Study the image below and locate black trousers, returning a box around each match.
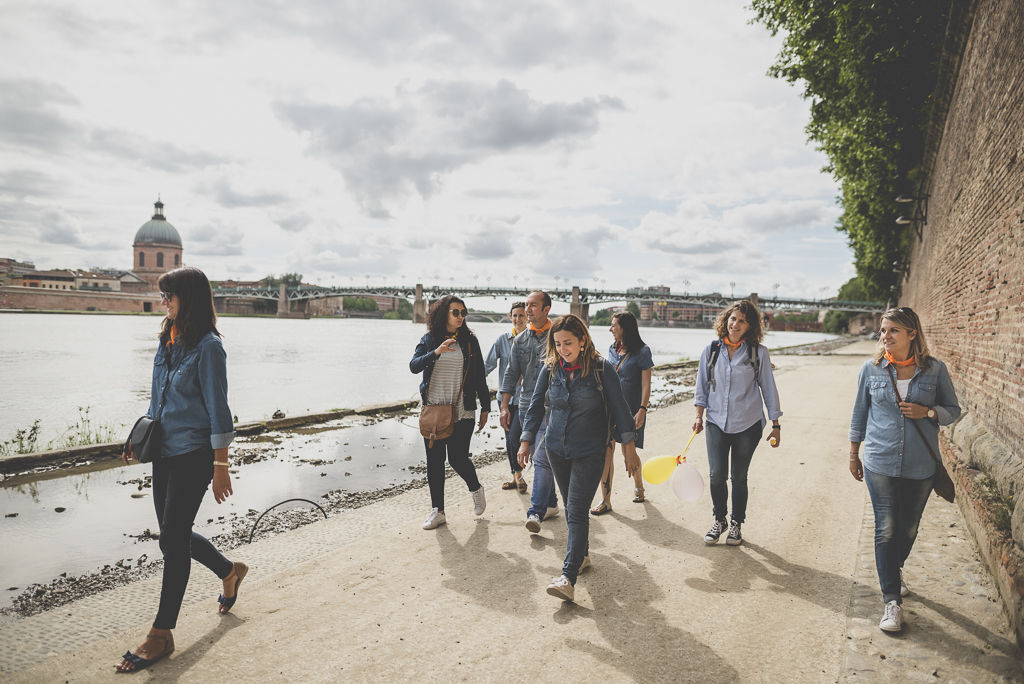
[151,447,234,630]
[424,418,481,511]
[505,404,523,474]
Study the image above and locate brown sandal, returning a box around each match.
[518,479,528,493]
[502,480,518,490]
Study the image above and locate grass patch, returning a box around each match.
[980,475,1016,534]
[0,407,125,456]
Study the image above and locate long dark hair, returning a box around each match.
[158,267,221,348]
[612,312,645,354]
[426,295,473,340]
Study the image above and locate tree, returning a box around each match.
[397,299,414,320]
[626,301,641,318]
[343,297,378,312]
[750,1,949,299]
[591,308,613,326]
[823,276,868,334]
[382,310,400,320]
[261,272,304,288]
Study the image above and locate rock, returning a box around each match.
[272,410,285,419]
[5,513,17,517]
[54,507,66,513]
[130,492,147,498]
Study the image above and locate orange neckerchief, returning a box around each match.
[166,325,180,349]
[511,326,521,338]
[528,319,552,334]
[884,351,916,367]
[722,337,742,349]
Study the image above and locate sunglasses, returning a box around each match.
[449,308,467,317]
[160,292,174,303]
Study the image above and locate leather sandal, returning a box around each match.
[218,562,248,614]
[115,633,174,673]
[517,479,528,494]
[633,487,645,503]
[501,480,518,490]
[590,502,612,516]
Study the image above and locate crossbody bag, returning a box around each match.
[886,365,955,503]
[419,341,472,448]
[125,345,178,463]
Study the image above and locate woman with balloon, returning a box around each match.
[693,299,782,547]
[517,314,640,602]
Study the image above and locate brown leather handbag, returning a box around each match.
[886,366,955,503]
[419,342,471,448]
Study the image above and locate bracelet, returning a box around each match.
[213,461,230,467]
[772,424,780,430]
[639,406,647,411]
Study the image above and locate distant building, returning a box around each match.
[21,270,77,290]
[132,198,183,290]
[626,285,721,323]
[73,271,121,292]
[0,258,35,276]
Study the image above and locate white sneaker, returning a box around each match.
[546,575,574,601]
[544,506,560,521]
[879,600,903,632]
[525,514,541,533]
[900,569,909,597]
[579,555,591,573]
[470,486,486,516]
[423,508,446,530]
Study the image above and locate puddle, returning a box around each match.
[0,412,507,614]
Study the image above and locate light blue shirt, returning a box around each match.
[849,358,960,479]
[694,341,782,433]
[484,330,516,404]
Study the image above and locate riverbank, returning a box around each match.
[3,341,1020,682]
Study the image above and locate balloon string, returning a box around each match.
[676,429,699,465]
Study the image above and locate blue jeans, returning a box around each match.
[548,449,606,585]
[526,413,559,519]
[706,420,762,523]
[864,468,934,604]
[505,404,522,474]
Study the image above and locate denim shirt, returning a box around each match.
[484,331,516,405]
[694,341,782,433]
[849,358,961,479]
[521,359,637,459]
[148,331,235,458]
[409,331,491,413]
[499,327,549,409]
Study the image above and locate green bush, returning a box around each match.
[344,297,378,312]
[383,311,400,320]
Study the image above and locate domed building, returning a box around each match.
[132,198,182,290]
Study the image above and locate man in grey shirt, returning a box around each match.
[500,291,560,531]
[485,301,528,491]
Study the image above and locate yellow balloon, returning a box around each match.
[642,455,679,485]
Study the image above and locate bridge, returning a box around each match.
[212,283,887,321]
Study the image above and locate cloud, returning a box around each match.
[273,212,313,232]
[523,220,616,278]
[721,199,838,232]
[0,169,60,200]
[203,177,288,208]
[275,80,622,217]
[0,79,79,152]
[87,129,224,172]
[189,221,245,256]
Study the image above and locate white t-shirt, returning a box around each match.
[896,378,911,400]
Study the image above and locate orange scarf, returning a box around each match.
[722,337,742,349]
[167,325,180,349]
[528,319,552,334]
[884,351,916,367]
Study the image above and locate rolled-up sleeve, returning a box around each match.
[849,363,871,442]
[933,361,961,425]
[198,339,235,449]
[603,361,636,444]
[757,346,783,421]
[694,345,711,408]
[520,366,550,443]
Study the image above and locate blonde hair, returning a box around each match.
[545,314,600,377]
[871,307,933,370]
[712,300,765,346]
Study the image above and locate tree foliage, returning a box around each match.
[749,1,949,299]
[261,273,304,288]
[344,297,378,312]
[823,275,869,333]
[591,308,613,326]
[626,301,641,318]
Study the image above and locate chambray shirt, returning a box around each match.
[148,331,235,458]
[849,358,961,479]
[499,326,549,409]
[694,341,782,433]
[484,330,517,405]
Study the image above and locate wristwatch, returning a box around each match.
[927,408,937,420]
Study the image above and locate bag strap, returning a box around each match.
[126,342,177,452]
[885,365,941,467]
[454,340,472,408]
[708,340,721,392]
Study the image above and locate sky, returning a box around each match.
[0,0,855,300]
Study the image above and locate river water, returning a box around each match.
[0,314,835,612]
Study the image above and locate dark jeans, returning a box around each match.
[706,420,763,524]
[548,449,606,585]
[424,418,481,511]
[864,468,934,604]
[152,447,234,630]
[506,404,523,474]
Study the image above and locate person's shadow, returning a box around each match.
[146,613,245,682]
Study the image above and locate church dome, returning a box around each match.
[133,199,182,246]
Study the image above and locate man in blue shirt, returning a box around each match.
[485,301,527,491]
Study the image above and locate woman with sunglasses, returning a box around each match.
[116,267,244,673]
[410,295,491,529]
[849,307,960,632]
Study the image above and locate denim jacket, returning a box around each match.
[521,358,636,459]
[499,327,548,409]
[148,331,235,458]
[849,357,961,479]
[484,331,516,404]
[410,331,491,413]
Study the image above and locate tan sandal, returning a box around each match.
[501,480,518,490]
[517,479,528,494]
[218,562,248,614]
[115,633,174,673]
[633,487,645,503]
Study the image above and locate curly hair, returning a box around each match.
[157,267,221,348]
[871,307,933,370]
[544,314,600,377]
[712,299,764,346]
[426,294,472,340]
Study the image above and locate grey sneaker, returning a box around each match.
[579,555,591,573]
[546,575,574,601]
[544,506,560,521]
[879,600,903,632]
[726,521,743,546]
[525,514,542,533]
[900,569,909,597]
[704,519,728,545]
[423,508,446,530]
[470,486,486,516]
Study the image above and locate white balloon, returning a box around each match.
[671,462,704,502]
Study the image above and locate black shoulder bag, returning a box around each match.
[886,365,955,503]
[125,346,176,463]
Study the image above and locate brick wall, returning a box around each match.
[900,0,1024,464]
[0,286,159,312]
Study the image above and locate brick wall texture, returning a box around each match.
[0,286,159,312]
[901,0,1024,466]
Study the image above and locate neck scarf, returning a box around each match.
[528,319,552,334]
[511,326,520,338]
[722,337,742,349]
[167,325,180,349]
[884,351,916,367]
[559,357,581,373]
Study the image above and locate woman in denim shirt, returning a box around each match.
[116,267,244,673]
[849,307,960,633]
[518,314,640,602]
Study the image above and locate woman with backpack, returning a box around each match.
[410,295,490,530]
[591,311,653,514]
[518,314,640,602]
[694,299,782,547]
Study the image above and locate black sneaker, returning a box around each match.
[704,519,728,545]
[726,520,742,546]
